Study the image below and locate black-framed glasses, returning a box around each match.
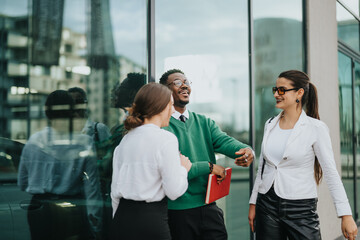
[167,79,192,87]
[272,87,299,95]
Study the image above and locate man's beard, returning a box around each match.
[178,99,189,107]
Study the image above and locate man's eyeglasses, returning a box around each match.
[168,79,192,87]
[272,87,299,95]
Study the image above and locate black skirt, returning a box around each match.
[255,186,321,240]
[110,197,171,240]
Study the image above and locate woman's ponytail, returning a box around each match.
[124,104,143,130]
[305,82,320,120]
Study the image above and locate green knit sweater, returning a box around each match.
[163,111,250,210]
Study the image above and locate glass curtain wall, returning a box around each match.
[0,0,307,239]
[356,61,360,221]
[0,0,147,239]
[338,51,355,215]
[252,0,305,158]
[337,0,360,221]
[341,0,360,16]
[155,1,250,238]
[337,1,360,52]
[338,52,360,221]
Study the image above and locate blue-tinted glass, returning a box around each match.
[338,51,355,215]
[0,0,147,239]
[355,61,360,219]
[253,0,304,156]
[155,1,250,239]
[337,2,360,52]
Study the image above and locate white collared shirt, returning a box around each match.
[111,124,188,215]
[250,110,352,217]
[172,109,189,121]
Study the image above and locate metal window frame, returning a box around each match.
[147,0,155,82]
[337,0,360,22]
[338,41,360,222]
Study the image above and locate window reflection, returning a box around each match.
[337,2,360,52]
[355,61,360,220]
[340,0,360,16]
[1,0,147,239]
[18,90,103,239]
[155,0,249,238]
[338,51,355,215]
[253,0,304,158]
[156,0,249,140]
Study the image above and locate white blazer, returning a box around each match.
[250,110,352,217]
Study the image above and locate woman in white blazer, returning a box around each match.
[248,70,357,240]
[110,83,192,240]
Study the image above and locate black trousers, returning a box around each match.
[168,203,227,240]
[110,198,171,240]
[255,187,321,240]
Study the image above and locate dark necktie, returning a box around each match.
[179,115,186,123]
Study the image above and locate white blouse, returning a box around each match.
[111,124,188,215]
[266,122,293,166]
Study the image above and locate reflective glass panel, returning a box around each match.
[355,61,360,219]
[0,0,147,239]
[253,0,304,156]
[155,1,249,238]
[341,0,360,16]
[338,51,355,215]
[337,2,360,52]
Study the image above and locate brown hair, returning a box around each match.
[278,70,322,184]
[124,83,172,130]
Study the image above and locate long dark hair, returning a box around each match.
[278,70,322,184]
[124,83,172,130]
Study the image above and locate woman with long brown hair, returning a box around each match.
[248,70,357,240]
[110,83,191,240]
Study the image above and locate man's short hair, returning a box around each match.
[45,90,74,120]
[111,72,146,108]
[68,87,87,104]
[159,69,184,85]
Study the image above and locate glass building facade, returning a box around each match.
[1,0,351,239]
[337,0,360,222]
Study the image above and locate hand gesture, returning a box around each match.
[235,147,254,167]
[180,154,192,172]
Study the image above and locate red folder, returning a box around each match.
[205,167,232,204]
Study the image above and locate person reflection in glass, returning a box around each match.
[18,90,103,240]
[110,72,146,144]
[68,87,111,161]
[68,87,111,196]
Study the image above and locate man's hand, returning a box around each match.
[211,164,226,183]
[235,147,254,167]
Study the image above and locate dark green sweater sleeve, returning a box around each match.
[188,161,209,180]
[209,118,250,158]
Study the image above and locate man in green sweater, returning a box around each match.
[160,69,254,240]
